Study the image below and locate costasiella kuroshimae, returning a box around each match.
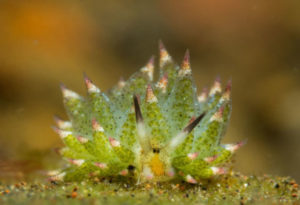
[50,42,245,184]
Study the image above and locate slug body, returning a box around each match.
[52,43,244,184]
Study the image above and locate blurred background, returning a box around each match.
[0,0,299,182]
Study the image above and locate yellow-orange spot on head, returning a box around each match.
[149,154,165,176]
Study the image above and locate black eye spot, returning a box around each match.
[152,148,160,153]
[128,165,135,171]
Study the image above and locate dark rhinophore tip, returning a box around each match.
[183,112,206,133]
[133,95,143,123]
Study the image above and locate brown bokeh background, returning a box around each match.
[0,1,299,181]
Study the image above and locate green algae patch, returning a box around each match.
[0,173,299,205]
